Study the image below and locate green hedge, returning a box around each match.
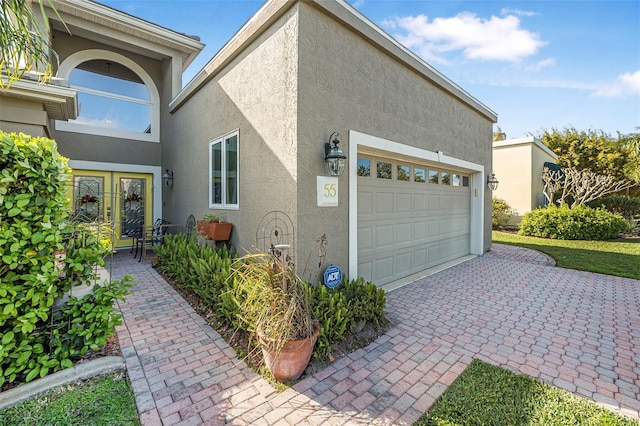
[0,132,131,386]
[519,204,628,240]
[154,234,387,362]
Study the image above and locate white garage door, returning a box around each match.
[357,155,471,286]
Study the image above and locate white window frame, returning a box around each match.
[209,130,239,210]
[55,50,160,143]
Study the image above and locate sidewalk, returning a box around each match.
[109,245,640,425]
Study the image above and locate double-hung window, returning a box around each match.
[209,130,239,209]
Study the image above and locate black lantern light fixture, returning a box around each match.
[162,169,174,187]
[487,172,499,191]
[324,132,347,177]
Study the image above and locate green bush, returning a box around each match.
[519,204,628,240]
[492,198,515,229]
[0,131,130,386]
[154,234,233,314]
[588,195,640,219]
[308,277,386,360]
[154,235,388,362]
[308,284,349,360]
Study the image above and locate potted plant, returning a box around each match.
[197,213,233,241]
[125,193,142,209]
[229,246,319,382]
[80,194,99,213]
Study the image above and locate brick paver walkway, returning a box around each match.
[108,244,640,425]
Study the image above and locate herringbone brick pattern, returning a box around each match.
[108,245,640,425]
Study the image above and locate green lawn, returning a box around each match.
[493,231,640,279]
[415,359,637,426]
[0,372,140,426]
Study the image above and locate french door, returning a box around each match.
[69,170,153,248]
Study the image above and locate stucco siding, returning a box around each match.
[493,144,532,222]
[296,3,494,274]
[163,6,300,252]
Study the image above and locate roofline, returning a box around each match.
[493,136,558,159]
[170,0,296,112]
[170,0,497,123]
[324,0,496,122]
[0,77,78,121]
[48,0,205,69]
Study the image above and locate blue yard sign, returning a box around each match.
[323,265,343,289]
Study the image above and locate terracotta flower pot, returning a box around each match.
[259,323,320,382]
[196,221,232,241]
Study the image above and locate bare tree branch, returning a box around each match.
[542,166,634,207]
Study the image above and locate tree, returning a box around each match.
[542,166,634,207]
[0,0,65,88]
[493,126,506,141]
[538,127,632,184]
[618,129,640,184]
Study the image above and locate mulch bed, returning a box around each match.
[162,272,390,382]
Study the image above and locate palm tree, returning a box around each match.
[1,0,64,88]
[492,126,506,141]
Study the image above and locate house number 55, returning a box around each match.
[324,183,337,198]
[317,176,339,207]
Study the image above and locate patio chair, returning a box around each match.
[136,219,173,262]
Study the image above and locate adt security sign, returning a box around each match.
[323,265,343,289]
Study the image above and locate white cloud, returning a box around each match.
[527,58,555,72]
[350,0,365,8]
[383,12,546,63]
[500,8,538,18]
[594,70,640,97]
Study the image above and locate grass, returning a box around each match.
[0,372,140,426]
[493,231,640,279]
[415,359,637,426]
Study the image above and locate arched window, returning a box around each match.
[56,50,160,142]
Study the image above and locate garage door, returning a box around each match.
[357,155,471,286]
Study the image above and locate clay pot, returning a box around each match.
[259,323,320,382]
[196,221,232,241]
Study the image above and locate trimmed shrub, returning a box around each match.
[0,132,130,386]
[492,198,516,229]
[519,204,628,240]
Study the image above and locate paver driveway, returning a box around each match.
[109,244,640,425]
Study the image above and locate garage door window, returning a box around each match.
[397,165,410,181]
[463,176,470,187]
[357,158,371,177]
[429,170,439,184]
[414,167,426,183]
[441,171,451,185]
[452,174,461,187]
[377,161,392,179]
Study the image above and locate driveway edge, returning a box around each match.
[0,356,125,411]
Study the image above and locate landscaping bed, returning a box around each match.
[162,268,390,382]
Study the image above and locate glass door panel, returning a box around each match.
[120,177,145,239]
[70,170,152,249]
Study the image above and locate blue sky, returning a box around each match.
[102,0,640,139]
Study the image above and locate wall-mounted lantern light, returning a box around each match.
[487,172,499,191]
[324,132,347,177]
[162,169,174,187]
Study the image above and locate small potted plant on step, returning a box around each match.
[196,213,233,241]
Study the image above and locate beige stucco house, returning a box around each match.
[2,0,498,289]
[492,136,558,225]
